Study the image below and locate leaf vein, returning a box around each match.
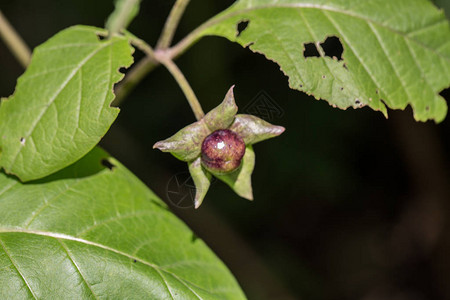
[23,180,82,228]
[0,180,19,198]
[0,236,37,299]
[164,271,204,300]
[368,22,410,108]
[40,42,100,52]
[7,40,115,171]
[0,229,217,298]
[299,9,338,98]
[263,25,305,87]
[153,268,176,300]
[206,3,450,62]
[322,10,387,108]
[57,239,99,299]
[77,211,159,237]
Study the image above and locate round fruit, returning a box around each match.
[201,129,246,174]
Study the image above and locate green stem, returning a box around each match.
[169,9,228,58]
[113,1,209,119]
[114,37,204,121]
[107,0,141,35]
[168,20,210,59]
[0,10,31,68]
[114,7,219,103]
[156,0,191,49]
[157,53,204,120]
[129,35,155,57]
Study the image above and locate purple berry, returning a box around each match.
[201,129,246,174]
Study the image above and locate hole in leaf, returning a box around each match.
[355,99,361,105]
[303,43,320,58]
[319,36,343,61]
[236,20,249,37]
[101,159,115,170]
[439,87,450,101]
[191,233,199,243]
[96,33,107,41]
[244,42,254,49]
[340,87,344,91]
[119,67,127,74]
[322,75,326,79]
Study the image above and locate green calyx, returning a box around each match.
[154,86,285,208]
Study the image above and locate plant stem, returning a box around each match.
[114,37,204,121]
[107,0,141,35]
[114,1,206,120]
[157,53,204,120]
[0,10,31,68]
[115,9,220,102]
[156,0,191,49]
[169,20,209,59]
[169,9,229,59]
[129,35,155,57]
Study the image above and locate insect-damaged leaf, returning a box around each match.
[0,25,134,181]
[199,0,450,122]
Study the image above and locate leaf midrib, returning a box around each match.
[202,2,449,61]
[0,229,213,298]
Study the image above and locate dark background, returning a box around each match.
[1,1,450,299]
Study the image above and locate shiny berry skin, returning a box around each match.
[201,129,246,174]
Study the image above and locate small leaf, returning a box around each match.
[204,86,238,131]
[201,0,450,122]
[153,119,210,162]
[230,114,285,145]
[0,147,245,299]
[215,145,255,200]
[188,157,212,208]
[0,25,134,181]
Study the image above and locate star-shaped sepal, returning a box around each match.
[154,86,284,208]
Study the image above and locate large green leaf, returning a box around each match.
[0,148,245,299]
[0,25,134,182]
[199,0,450,122]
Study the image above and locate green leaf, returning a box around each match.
[0,147,245,299]
[200,0,450,122]
[230,114,285,145]
[0,25,134,181]
[188,157,213,208]
[215,145,255,200]
[204,86,238,131]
